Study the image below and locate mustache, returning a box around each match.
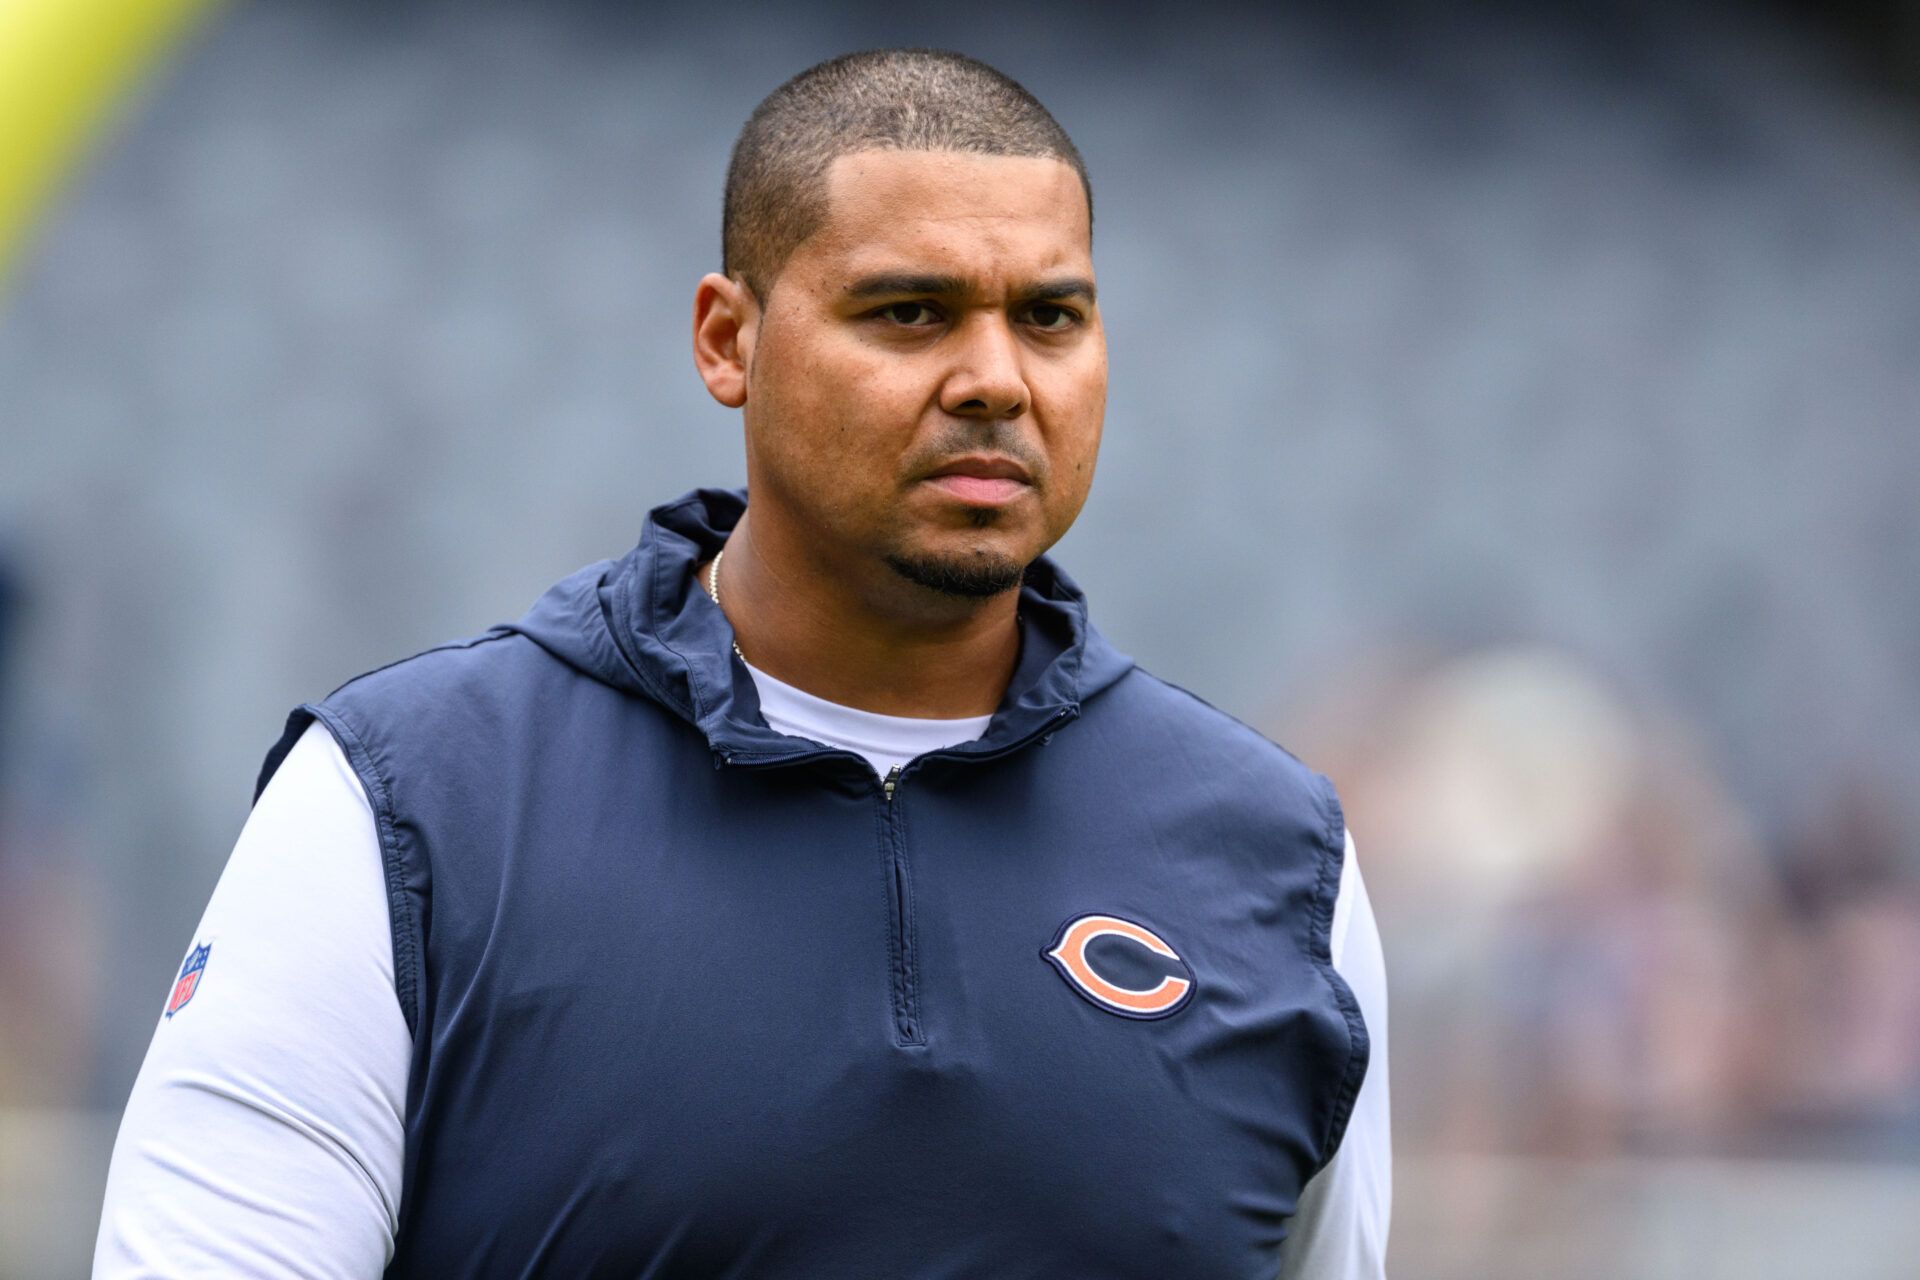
[907,422,1048,484]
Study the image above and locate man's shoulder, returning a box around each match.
[1081,665,1346,852]
[315,625,598,734]
[1096,665,1335,796]
[324,626,528,702]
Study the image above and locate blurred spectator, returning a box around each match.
[1276,644,1920,1162]
[1765,777,1920,1149]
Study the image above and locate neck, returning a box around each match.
[700,507,1021,718]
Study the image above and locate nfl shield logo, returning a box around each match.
[166,943,212,1018]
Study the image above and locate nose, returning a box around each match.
[939,313,1029,421]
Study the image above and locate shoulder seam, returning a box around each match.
[322,627,520,701]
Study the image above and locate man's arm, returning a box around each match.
[93,721,409,1278]
[1276,830,1392,1279]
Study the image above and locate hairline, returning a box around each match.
[740,145,1094,305]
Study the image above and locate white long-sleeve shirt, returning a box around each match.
[95,664,1390,1277]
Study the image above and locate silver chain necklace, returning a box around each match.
[705,546,746,662]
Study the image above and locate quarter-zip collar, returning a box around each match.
[502,487,1135,769]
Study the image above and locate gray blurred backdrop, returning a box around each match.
[3,0,1918,1276]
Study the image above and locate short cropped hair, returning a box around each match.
[722,48,1091,300]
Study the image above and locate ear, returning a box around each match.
[693,272,759,408]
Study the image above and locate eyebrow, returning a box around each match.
[843,273,1097,304]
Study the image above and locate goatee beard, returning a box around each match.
[883,551,1027,599]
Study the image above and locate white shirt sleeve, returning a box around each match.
[1276,829,1392,1280]
[93,720,409,1279]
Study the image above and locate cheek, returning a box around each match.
[752,331,924,483]
[808,347,929,454]
[1033,373,1104,532]
[1044,363,1107,478]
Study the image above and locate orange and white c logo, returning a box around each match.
[1042,913,1196,1019]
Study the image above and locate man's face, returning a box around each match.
[736,149,1105,599]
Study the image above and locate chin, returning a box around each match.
[882,545,1029,599]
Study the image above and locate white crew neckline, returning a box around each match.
[741,658,994,779]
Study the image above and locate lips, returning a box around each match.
[926,455,1031,483]
[925,474,1028,503]
[921,456,1033,505]
[917,454,1029,506]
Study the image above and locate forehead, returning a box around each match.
[799,150,1092,283]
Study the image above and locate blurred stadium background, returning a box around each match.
[3,0,1918,1275]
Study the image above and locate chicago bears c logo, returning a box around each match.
[1042,913,1195,1019]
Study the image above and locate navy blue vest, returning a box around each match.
[256,489,1367,1279]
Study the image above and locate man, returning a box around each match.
[95,49,1389,1278]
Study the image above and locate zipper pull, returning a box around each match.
[883,765,901,802]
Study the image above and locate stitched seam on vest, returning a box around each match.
[1307,776,1370,1171]
[304,701,423,1038]
[321,632,508,699]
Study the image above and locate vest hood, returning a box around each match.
[499,487,1135,766]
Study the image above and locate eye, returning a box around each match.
[878,301,940,327]
[1026,303,1078,331]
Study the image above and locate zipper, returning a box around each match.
[879,764,922,1046]
[719,708,1082,1049]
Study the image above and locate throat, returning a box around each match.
[697,539,1021,719]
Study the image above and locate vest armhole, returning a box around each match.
[253,706,317,806]
[256,701,425,1039]
[1304,772,1371,1177]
